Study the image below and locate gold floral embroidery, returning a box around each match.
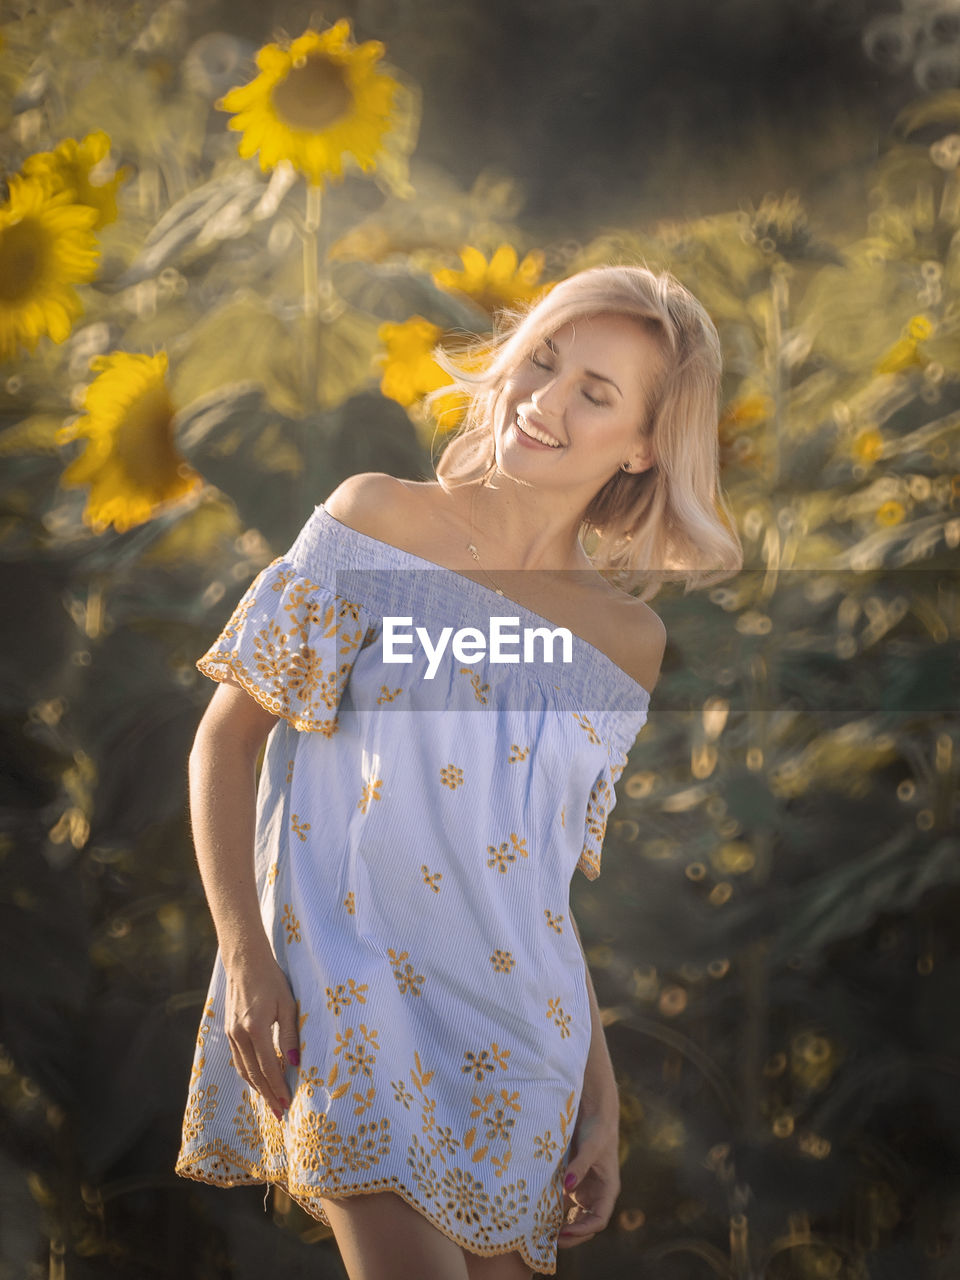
[343,891,355,914]
[572,712,601,744]
[291,813,310,842]
[459,666,489,704]
[508,744,529,762]
[421,865,442,893]
[440,764,463,789]
[293,1109,344,1173]
[560,805,565,829]
[544,910,564,934]
[392,1078,415,1109]
[339,1118,392,1171]
[438,1166,491,1226]
[482,1100,518,1142]
[486,832,529,873]
[181,1081,218,1143]
[578,772,612,880]
[197,561,365,734]
[334,1024,381,1079]
[610,750,628,783]
[233,1089,265,1157]
[388,948,425,997]
[189,997,215,1088]
[285,758,294,783]
[489,1178,528,1227]
[558,1091,576,1147]
[546,998,571,1039]
[266,861,279,886]
[325,979,368,1014]
[462,1043,511,1081]
[462,1122,488,1163]
[296,1064,326,1100]
[281,903,301,943]
[489,949,515,973]
[532,1131,558,1160]
[352,1085,376,1116]
[376,684,403,703]
[358,777,383,814]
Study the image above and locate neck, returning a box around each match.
[466,471,593,572]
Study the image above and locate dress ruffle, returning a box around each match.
[576,745,628,880]
[196,556,376,735]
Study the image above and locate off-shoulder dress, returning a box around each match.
[174,503,650,1275]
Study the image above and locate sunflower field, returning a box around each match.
[1,2,959,1278]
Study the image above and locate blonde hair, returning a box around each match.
[427,263,743,600]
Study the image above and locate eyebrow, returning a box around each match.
[543,336,622,397]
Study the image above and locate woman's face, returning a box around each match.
[492,312,663,500]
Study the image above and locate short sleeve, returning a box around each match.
[576,746,628,881]
[196,555,376,735]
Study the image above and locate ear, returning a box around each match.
[623,442,655,475]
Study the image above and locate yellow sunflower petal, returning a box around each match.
[431,243,548,314]
[0,174,99,364]
[57,350,202,534]
[216,21,406,189]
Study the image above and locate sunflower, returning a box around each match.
[377,316,472,434]
[216,20,404,187]
[57,351,203,534]
[432,245,551,315]
[21,131,131,230]
[0,174,99,364]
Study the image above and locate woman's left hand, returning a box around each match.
[557,1105,621,1249]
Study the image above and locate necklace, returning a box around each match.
[466,479,506,597]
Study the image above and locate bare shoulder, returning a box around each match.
[595,590,667,696]
[322,472,421,540]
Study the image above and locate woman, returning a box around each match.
[175,264,742,1279]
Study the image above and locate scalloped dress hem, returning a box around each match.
[174,1148,557,1275]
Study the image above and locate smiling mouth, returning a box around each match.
[515,413,564,448]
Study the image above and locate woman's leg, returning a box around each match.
[319,1192,470,1280]
[464,1249,533,1280]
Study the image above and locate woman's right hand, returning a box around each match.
[223,951,301,1119]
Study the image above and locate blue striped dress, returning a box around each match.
[174,503,650,1274]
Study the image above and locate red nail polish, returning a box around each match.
[287,1049,300,1066]
[564,1172,577,1190]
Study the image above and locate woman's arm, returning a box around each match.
[558,910,621,1248]
[188,682,279,971]
[187,682,300,1118]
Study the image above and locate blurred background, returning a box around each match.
[1,0,959,1276]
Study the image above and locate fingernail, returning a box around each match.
[271,1107,282,1120]
[287,1048,300,1066]
[281,1097,290,1109]
[564,1172,578,1190]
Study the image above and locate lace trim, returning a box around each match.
[174,1144,558,1275]
[196,655,342,736]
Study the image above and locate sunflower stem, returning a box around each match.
[301,183,323,414]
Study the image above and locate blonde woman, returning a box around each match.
[175,264,742,1279]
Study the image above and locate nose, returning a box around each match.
[530,372,564,416]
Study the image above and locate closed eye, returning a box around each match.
[530,354,608,406]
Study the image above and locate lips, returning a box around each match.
[515,412,564,449]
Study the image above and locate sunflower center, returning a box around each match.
[272,53,354,131]
[115,381,178,484]
[0,219,47,303]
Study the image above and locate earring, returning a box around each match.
[620,462,632,473]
